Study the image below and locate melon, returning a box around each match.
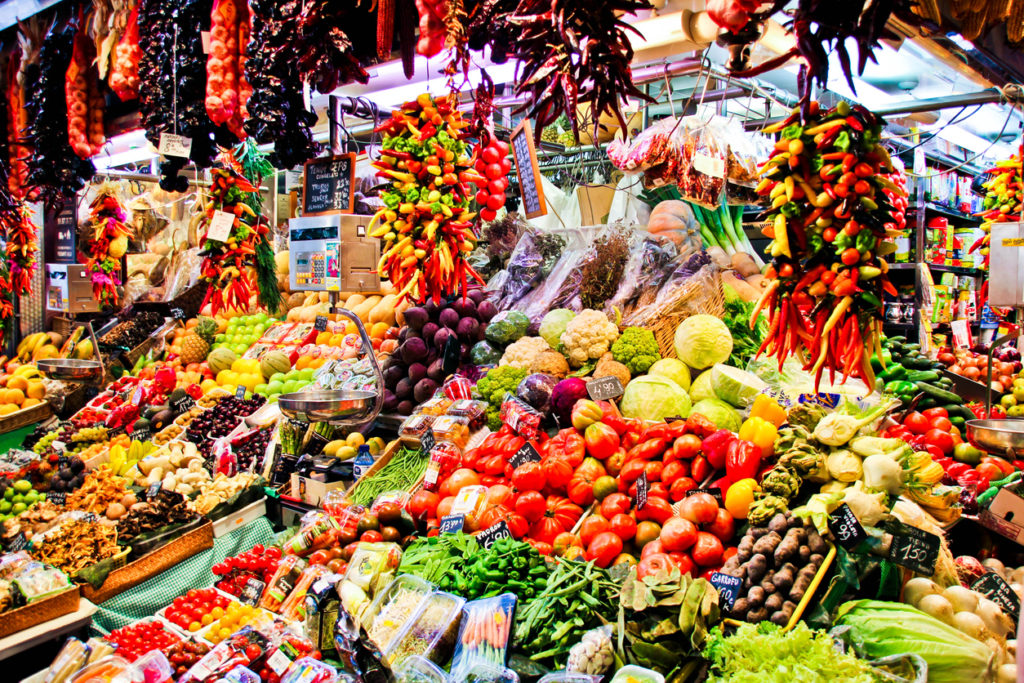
[208,347,238,375]
[260,350,291,379]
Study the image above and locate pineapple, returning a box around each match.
[180,317,217,363]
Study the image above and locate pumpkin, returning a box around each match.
[647,200,698,244]
[260,350,291,379]
[208,347,237,375]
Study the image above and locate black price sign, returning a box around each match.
[132,424,153,442]
[302,153,356,216]
[477,520,511,548]
[439,514,465,534]
[442,335,461,374]
[972,572,1021,621]
[170,307,186,320]
[46,491,66,506]
[888,526,941,576]
[710,572,743,610]
[636,471,649,510]
[147,481,162,499]
[420,428,435,454]
[171,395,196,413]
[510,121,547,219]
[7,532,28,552]
[108,425,126,438]
[314,316,328,332]
[684,487,724,504]
[829,503,867,550]
[46,199,77,264]
[236,385,248,398]
[587,376,624,402]
[239,577,266,606]
[509,442,541,468]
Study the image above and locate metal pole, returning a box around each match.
[91,170,269,192]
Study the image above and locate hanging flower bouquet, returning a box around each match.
[83,182,132,307]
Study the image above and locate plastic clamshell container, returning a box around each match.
[69,655,131,683]
[155,589,240,639]
[463,663,520,683]
[537,673,600,683]
[194,606,275,648]
[113,650,175,683]
[609,665,666,683]
[416,397,453,417]
[429,416,470,449]
[399,414,437,447]
[361,574,434,652]
[383,590,465,667]
[446,399,488,430]
[391,655,449,683]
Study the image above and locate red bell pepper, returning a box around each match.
[726,439,761,482]
[701,430,737,470]
[691,454,713,484]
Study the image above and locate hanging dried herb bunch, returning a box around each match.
[295,1,370,94]
[509,0,654,145]
[580,227,630,310]
[23,16,94,209]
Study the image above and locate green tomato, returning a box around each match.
[0,500,11,513]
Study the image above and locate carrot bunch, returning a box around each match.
[751,100,904,391]
[205,0,252,139]
[197,166,271,315]
[66,17,105,159]
[83,183,133,307]
[109,5,141,102]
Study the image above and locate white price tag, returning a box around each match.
[951,319,972,350]
[302,79,312,112]
[158,133,193,158]
[267,649,292,675]
[693,153,726,179]
[201,31,211,54]
[206,210,236,243]
[52,441,66,453]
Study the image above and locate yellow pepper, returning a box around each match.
[724,478,760,520]
[750,394,787,427]
[739,416,778,461]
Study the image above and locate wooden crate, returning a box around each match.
[0,586,80,639]
[342,441,427,506]
[81,521,214,604]
[0,402,53,436]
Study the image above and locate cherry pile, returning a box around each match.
[163,587,234,633]
[165,640,211,679]
[232,426,273,472]
[105,619,181,661]
[187,395,266,456]
[212,543,282,597]
[474,136,511,222]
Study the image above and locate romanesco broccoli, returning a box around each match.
[476,366,528,407]
[611,327,661,375]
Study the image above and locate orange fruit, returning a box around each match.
[26,380,45,400]
[200,379,218,394]
[186,318,199,329]
[22,398,40,408]
[6,376,27,392]
[294,355,311,370]
[0,404,17,416]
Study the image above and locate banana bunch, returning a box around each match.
[109,439,157,476]
[8,364,43,380]
[17,333,50,362]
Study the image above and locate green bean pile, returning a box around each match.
[347,446,429,506]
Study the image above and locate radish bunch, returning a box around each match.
[475,136,511,222]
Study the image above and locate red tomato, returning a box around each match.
[407,490,440,521]
[929,416,953,433]
[485,484,515,508]
[515,490,546,523]
[641,538,666,558]
[691,532,724,567]
[447,468,482,494]
[635,496,673,524]
[672,434,702,460]
[553,532,580,556]
[921,407,949,420]
[600,493,632,520]
[608,513,637,541]
[644,461,664,482]
[481,146,500,164]
[618,459,647,484]
[480,207,497,221]
[541,457,573,488]
[485,163,503,179]
[436,496,455,519]
[579,515,609,547]
[488,178,507,194]
[677,492,719,526]
[669,552,696,577]
[636,552,674,580]
[661,460,690,485]
[485,194,504,211]
[924,429,954,456]
[308,550,330,566]
[475,190,490,205]
[586,532,623,568]
[669,477,698,501]
[660,517,698,552]
[706,508,736,543]
[976,461,1005,482]
[360,530,383,543]
[903,412,930,435]
[511,462,546,492]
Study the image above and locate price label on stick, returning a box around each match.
[439,514,465,534]
[828,503,867,550]
[684,487,723,504]
[477,520,511,548]
[972,572,1021,621]
[239,577,265,606]
[158,133,193,158]
[710,572,743,610]
[888,525,940,576]
[46,491,66,506]
[236,385,247,399]
[587,376,624,401]
[314,316,328,332]
[635,471,649,510]
[206,210,235,243]
[509,442,541,468]
[420,428,435,454]
[170,307,186,320]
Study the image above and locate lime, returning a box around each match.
[4,488,13,501]
[298,368,315,381]
[11,502,26,515]
[11,493,23,504]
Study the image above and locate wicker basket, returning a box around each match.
[81,520,213,604]
[623,265,726,360]
[0,401,53,435]
[0,586,80,639]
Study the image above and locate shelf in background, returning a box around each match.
[916,201,983,224]
[883,261,985,277]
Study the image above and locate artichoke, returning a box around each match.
[787,402,828,432]
[761,465,802,498]
[747,494,790,526]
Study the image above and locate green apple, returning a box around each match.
[270,373,286,383]
[282,380,299,394]
[266,381,284,395]
[268,394,279,404]
[4,487,14,501]
[0,500,11,513]
[13,479,31,494]
[1001,394,1018,409]
[1009,405,1024,418]
[298,368,315,382]
[254,384,269,395]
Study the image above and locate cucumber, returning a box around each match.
[915,381,962,404]
[907,370,940,382]
[936,377,954,388]
[950,415,966,430]
[903,343,921,351]
[917,396,938,409]
[902,357,934,370]
[946,404,975,421]
[889,335,907,343]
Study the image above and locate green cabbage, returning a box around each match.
[835,600,995,683]
[620,375,692,422]
[647,358,691,391]
[674,314,732,370]
[689,370,716,403]
[538,309,575,350]
[486,311,530,345]
[689,398,741,432]
[710,363,767,407]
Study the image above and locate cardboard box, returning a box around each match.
[577,185,617,226]
[290,473,348,506]
[978,486,1024,545]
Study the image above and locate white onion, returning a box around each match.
[943,585,980,613]
[984,558,1008,578]
[1007,639,1017,662]
[952,610,988,640]
[996,663,1017,683]
[918,594,955,624]
[903,577,941,608]
[1011,567,1024,585]
[977,597,1014,638]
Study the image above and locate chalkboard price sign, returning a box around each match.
[829,503,867,550]
[302,154,356,216]
[710,572,743,609]
[510,121,547,219]
[888,525,940,576]
[972,572,1021,621]
[477,520,512,548]
[588,376,624,401]
[439,514,465,534]
[510,441,541,468]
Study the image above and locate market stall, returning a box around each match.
[3,0,1024,681]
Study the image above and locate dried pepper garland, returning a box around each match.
[23,17,95,208]
[82,183,133,307]
[4,203,38,297]
[465,0,518,64]
[230,141,280,313]
[751,101,904,390]
[369,93,487,304]
[66,16,106,159]
[508,0,653,145]
[244,0,320,169]
[295,1,369,94]
[197,165,275,315]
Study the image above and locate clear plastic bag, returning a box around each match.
[607,117,682,173]
[604,232,679,315]
[722,117,771,205]
[450,594,517,680]
[679,119,727,208]
[515,229,591,323]
[497,228,567,309]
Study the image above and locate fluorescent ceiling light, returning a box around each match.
[346,60,520,109]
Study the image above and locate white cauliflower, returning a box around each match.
[560,309,619,367]
[499,336,550,369]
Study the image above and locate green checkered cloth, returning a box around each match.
[90,517,276,634]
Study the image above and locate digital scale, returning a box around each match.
[288,214,381,293]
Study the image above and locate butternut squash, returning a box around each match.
[368,294,398,325]
[352,296,381,321]
[344,294,366,309]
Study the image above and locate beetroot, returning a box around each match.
[434,327,455,350]
[456,318,480,342]
[422,322,439,343]
[383,365,404,389]
[395,378,414,399]
[477,300,498,322]
[452,299,477,319]
[403,307,428,331]
[423,300,440,320]
[427,358,445,382]
[439,307,460,330]
[551,378,589,426]
[413,378,439,403]
[382,390,399,412]
[407,362,427,384]
[397,400,414,415]
[468,288,486,304]
[400,337,428,364]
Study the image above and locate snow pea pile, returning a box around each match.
[752,100,905,390]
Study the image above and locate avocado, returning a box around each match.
[132,418,151,434]
[143,404,168,420]
[151,410,173,429]
[168,388,187,404]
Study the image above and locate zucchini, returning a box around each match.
[936,377,954,389]
[946,404,975,421]
[902,357,934,370]
[903,343,921,351]
[889,335,907,343]
[915,381,962,405]
[906,370,940,382]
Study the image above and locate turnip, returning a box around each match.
[952,610,988,640]
[943,585,979,614]
[902,577,940,608]
[918,593,955,624]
